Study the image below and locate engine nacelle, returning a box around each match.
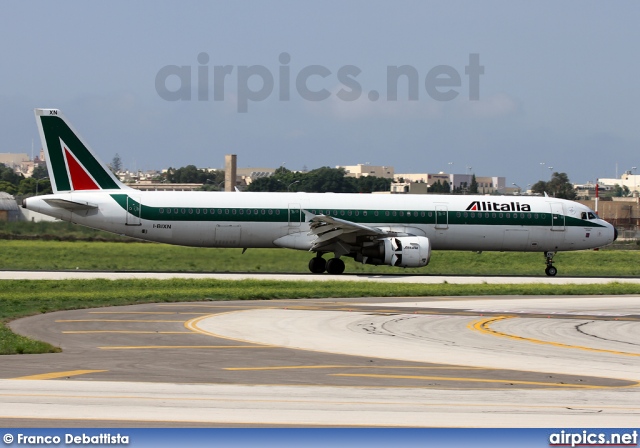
[359,236,431,268]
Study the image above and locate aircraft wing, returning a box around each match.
[308,214,395,251]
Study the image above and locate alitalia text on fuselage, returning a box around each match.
[466,201,531,212]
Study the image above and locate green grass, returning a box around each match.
[0,221,134,242]
[2,278,640,355]
[2,240,640,276]
[1,228,640,355]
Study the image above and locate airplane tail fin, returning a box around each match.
[34,109,130,193]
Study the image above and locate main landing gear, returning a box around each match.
[544,251,557,277]
[308,254,345,275]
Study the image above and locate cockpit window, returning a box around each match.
[588,212,597,220]
[581,212,587,220]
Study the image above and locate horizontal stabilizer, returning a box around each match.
[44,198,98,211]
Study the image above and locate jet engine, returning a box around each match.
[358,236,431,267]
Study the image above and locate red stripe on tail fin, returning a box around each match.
[64,148,100,190]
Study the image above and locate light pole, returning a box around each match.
[512,183,521,195]
[204,179,225,191]
[287,180,300,192]
[632,166,637,196]
[548,166,553,179]
[35,176,49,196]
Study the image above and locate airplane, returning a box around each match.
[23,108,617,276]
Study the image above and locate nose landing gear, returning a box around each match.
[544,251,557,276]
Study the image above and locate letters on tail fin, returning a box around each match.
[34,109,129,193]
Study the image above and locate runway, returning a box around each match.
[2,280,639,426]
[2,270,640,284]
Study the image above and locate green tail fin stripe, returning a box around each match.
[40,115,120,191]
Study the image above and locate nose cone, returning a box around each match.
[613,226,618,241]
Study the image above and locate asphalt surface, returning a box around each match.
[1,291,639,427]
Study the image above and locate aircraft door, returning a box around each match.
[550,202,565,231]
[435,205,448,229]
[288,203,302,227]
[126,196,142,226]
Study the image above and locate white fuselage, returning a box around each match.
[24,190,616,254]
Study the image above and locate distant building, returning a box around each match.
[598,172,640,194]
[338,164,394,179]
[236,167,276,186]
[476,176,506,194]
[0,192,21,221]
[0,153,38,177]
[394,172,507,194]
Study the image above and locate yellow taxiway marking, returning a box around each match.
[90,311,178,315]
[56,319,186,323]
[99,345,274,350]
[184,310,638,386]
[185,312,287,348]
[330,373,628,389]
[12,370,107,380]
[224,365,483,371]
[89,312,212,315]
[159,304,278,309]
[469,317,640,357]
[62,331,195,334]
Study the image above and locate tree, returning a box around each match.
[0,163,23,186]
[428,180,450,193]
[32,164,49,180]
[0,181,16,195]
[166,165,209,183]
[612,184,630,197]
[531,180,547,196]
[531,172,576,200]
[469,174,478,194]
[109,154,123,174]
[16,177,52,196]
[246,166,391,193]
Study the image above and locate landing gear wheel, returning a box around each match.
[308,256,326,274]
[544,251,557,276]
[325,258,345,275]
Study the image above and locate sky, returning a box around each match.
[1,1,639,188]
